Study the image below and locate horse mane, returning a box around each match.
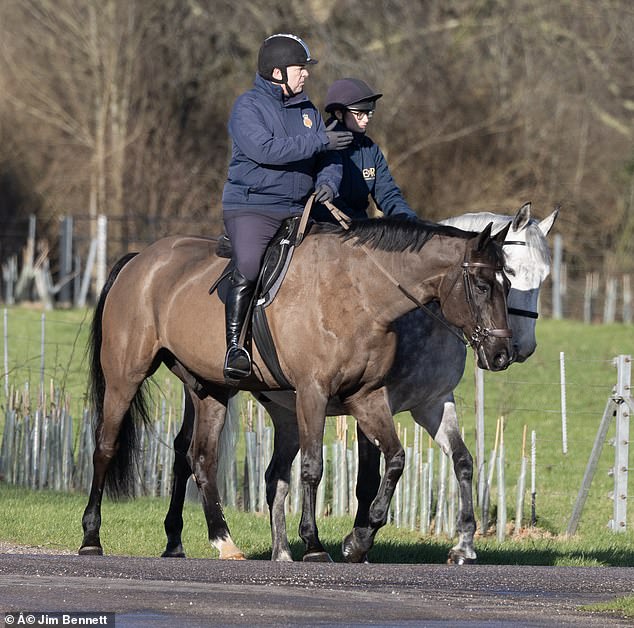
[442,212,551,266]
[317,217,474,253]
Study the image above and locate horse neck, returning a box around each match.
[356,236,466,324]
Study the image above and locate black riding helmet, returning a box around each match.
[258,34,317,96]
[324,78,383,113]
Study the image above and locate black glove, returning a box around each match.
[314,184,334,203]
[325,130,353,150]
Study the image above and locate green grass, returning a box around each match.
[1,308,633,556]
[1,484,634,566]
[0,305,184,424]
[583,596,634,620]
[1,306,93,415]
[448,319,634,536]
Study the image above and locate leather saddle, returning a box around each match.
[210,217,306,389]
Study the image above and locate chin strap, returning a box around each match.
[270,68,295,97]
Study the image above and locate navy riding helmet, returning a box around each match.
[324,78,383,113]
[257,33,317,83]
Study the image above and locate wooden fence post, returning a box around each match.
[58,216,73,305]
[95,214,108,298]
[2,256,17,305]
[609,354,631,532]
[77,239,97,308]
[623,275,632,323]
[552,234,563,319]
[603,277,617,323]
[3,308,8,399]
[530,430,537,526]
[566,355,632,535]
[475,359,485,512]
[514,425,528,536]
[496,416,507,541]
[560,351,568,454]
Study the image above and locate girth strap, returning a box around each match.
[252,305,293,389]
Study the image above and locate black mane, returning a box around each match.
[316,217,476,253]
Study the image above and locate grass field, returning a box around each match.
[0,306,633,556]
[1,484,633,567]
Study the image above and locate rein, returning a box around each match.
[320,199,511,350]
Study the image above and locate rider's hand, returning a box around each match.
[314,184,334,203]
[325,130,353,150]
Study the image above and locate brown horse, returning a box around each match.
[79,218,513,560]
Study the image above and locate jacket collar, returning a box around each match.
[253,73,310,107]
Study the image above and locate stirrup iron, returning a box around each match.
[223,345,252,381]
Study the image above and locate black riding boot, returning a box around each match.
[223,269,256,381]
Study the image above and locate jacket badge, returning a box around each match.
[302,113,313,128]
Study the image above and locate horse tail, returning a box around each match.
[88,251,151,499]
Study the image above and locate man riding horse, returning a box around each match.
[221,33,352,381]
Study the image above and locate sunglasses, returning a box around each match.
[347,109,374,121]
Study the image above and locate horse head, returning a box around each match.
[502,203,559,361]
[439,222,514,372]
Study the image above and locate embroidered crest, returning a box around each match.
[302,113,313,128]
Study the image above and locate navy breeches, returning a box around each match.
[223,212,291,282]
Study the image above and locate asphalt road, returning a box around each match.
[0,554,633,627]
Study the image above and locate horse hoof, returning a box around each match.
[222,552,247,560]
[161,551,186,558]
[343,552,369,564]
[342,547,368,563]
[447,550,476,565]
[302,551,333,563]
[78,546,103,556]
[342,532,369,563]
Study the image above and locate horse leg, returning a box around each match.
[79,383,143,555]
[414,399,477,565]
[342,389,405,563]
[161,388,195,558]
[190,392,245,560]
[295,386,331,562]
[343,425,381,563]
[258,396,299,562]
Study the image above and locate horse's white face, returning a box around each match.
[442,203,558,362]
[502,203,558,361]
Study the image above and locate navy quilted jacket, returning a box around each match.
[312,119,417,223]
[222,74,342,216]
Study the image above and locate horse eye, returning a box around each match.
[476,280,490,295]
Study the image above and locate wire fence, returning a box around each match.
[1,213,633,322]
[0,307,632,540]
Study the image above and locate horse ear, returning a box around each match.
[476,222,494,251]
[511,203,531,232]
[538,205,559,236]
[494,221,512,244]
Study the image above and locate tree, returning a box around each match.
[0,0,633,292]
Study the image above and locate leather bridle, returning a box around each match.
[456,258,513,350]
[312,197,513,351]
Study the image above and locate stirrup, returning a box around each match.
[223,345,252,381]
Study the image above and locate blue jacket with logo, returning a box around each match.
[312,119,417,223]
[222,74,341,216]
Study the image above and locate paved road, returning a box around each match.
[0,554,633,627]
